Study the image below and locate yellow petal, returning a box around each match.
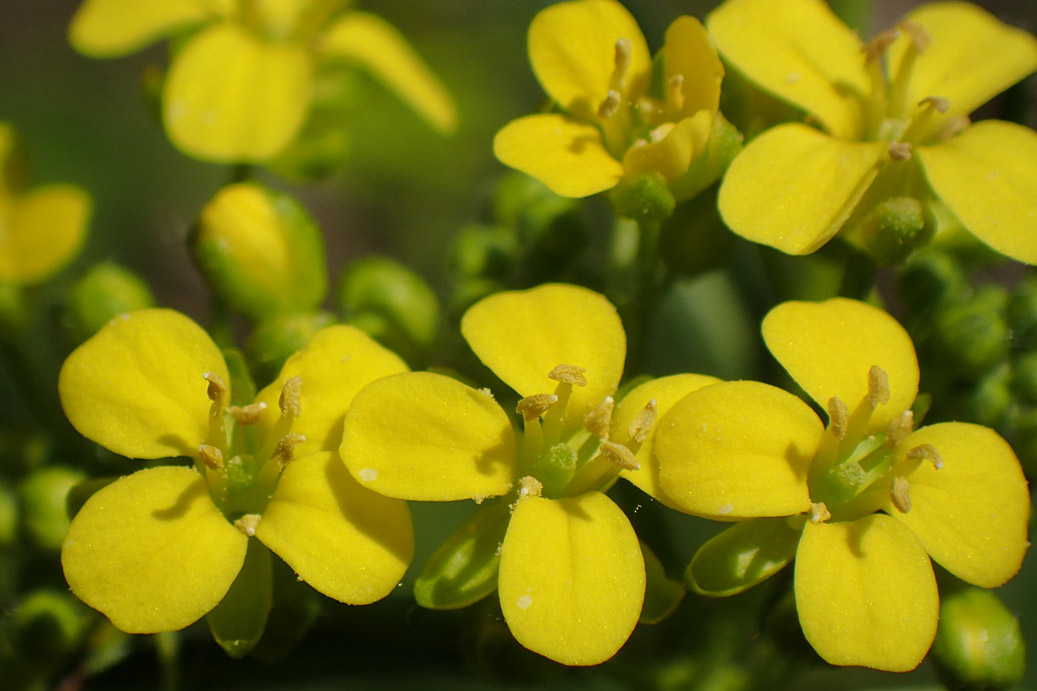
[498,492,644,665]
[256,452,413,604]
[612,373,722,503]
[706,0,869,139]
[890,3,1037,122]
[61,466,247,633]
[795,514,938,672]
[528,0,652,122]
[58,309,227,460]
[163,23,311,162]
[340,372,516,501]
[0,184,90,283]
[662,15,723,118]
[320,12,456,133]
[762,298,919,432]
[461,284,625,429]
[68,0,211,57]
[254,325,409,456]
[493,114,624,198]
[886,423,1029,588]
[918,121,1037,265]
[656,380,819,518]
[622,111,712,183]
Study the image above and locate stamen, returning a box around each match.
[234,513,261,537]
[279,375,302,417]
[827,397,849,440]
[890,476,912,513]
[897,20,932,53]
[627,399,658,444]
[919,96,949,114]
[599,440,639,471]
[885,410,914,447]
[862,29,899,63]
[548,364,587,387]
[597,38,632,119]
[518,475,543,498]
[204,372,228,414]
[598,91,622,119]
[867,366,890,408]
[888,141,912,161]
[517,393,558,420]
[809,502,831,524]
[665,74,685,113]
[908,443,943,470]
[583,396,614,439]
[270,432,306,466]
[229,401,267,425]
[199,444,224,470]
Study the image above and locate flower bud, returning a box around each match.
[1007,276,1037,350]
[12,588,87,668]
[931,587,1025,691]
[19,466,86,551]
[933,291,1011,378]
[245,310,336,386]
[856,197,936,265]
[1012,352,1037,405]
[967,367,1013,429]
[448,224,518,282]
[897,250,966,326]
[0,481,17,548]
[193,183,327,321]
[64,262,155,344]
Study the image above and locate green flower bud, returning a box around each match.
[64,262,155,344]
[933,293,1011,378]
[448,224,518,282]
[337,256,440,365]
[267,125,350,181]
[0,481,18,548]
[1012,352,1037,404]
[245,310,336,388]
[609,172,676,225]
[192,183,327,321]
[1007,276,1037,350]
[931,587,1025,691]
[19,466,86,551]
[897,250,966,326]
[1012,408,1037,477]
[967,366,1013,429]
[449,278,505,319]
[855,196,936,265]
[12,588,87,668]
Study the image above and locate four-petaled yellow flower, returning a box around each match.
[339,283,647,666]
[493,0,726,200]
[653,298,1030,671]
[59,308,413,637]
[69,0,456,162]
[711,0,1037,263]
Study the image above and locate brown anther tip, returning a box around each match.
[518,476,543,498]
[600,440,640,471]
[198,444,224,470]
[888,141,913,161]
[628,399,658,444]
[229,401,267,426]
[517,393,558,420]
[919,96,950,113]
[890,476,912,513]
[827,397,849,440]
[908,443,943,470]
[271,432,306,466]
[279,376,303,417]
[885,410,914,447]
[897,20,931,52]
[862,29,900,62]
[548,364,587,387]
[234,513,261,537]
[584,396,614,439]
[867,366,891,408]
[809,502,831,524]
[203,372,227,408]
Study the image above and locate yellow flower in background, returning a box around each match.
[340,284,647,666]
[59,308,412,635]
[0,123,90,284]
[710,0,1037,263]
[69,0,456,163]
[493,0,727,200]
[654,298,1030,671]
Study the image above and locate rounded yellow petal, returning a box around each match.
[612,373,722,503]
[68,0,210,57]
[622,111,712,183]
[662,15,723,118]
[762,298,919,432]
[717,124,886,255]
[706,0,869,138]
[320,12,456,133]
[461,284,625,428]
[163,23,311,162]
[340,372,516,501]
[795,514,938,672]
[887,423,1029,588]
[528,0,652,122]
[0,184,90,283]
[890,3,1037,122]
[254,325,409,455]
[493,114,624,198]
[918,121,1037,265]
[58,309,227,460]
[61,466,247,633]
[498,492,644,665]
[656,381,819,519]
[256,452,413,604]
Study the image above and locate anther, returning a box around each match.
[203,372,228,412]
[888,141,912,161]
[234,513,261,537]
[862,29,899,62]
[517,393,558,420]
[627,399,658,444]
[518,476,543,498]
[919,96,950,113]
[897,20,931,52]
[885,410,914,447]
[598,91,622,119]
[548,364,587,387]
[198,444,224,470]
[890,476,912,513]
[908,443,943,470]
[666,74,685,113]
[810,502,831,524]
[599,440,639,471]
[271,432,306,466]
[584,396,614,439]
[867,366,890,408]
[279,375,302,417]
[827,397,849,440]
[229,401,267,425]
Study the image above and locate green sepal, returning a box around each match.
[668,111,743,205]
[638,541,684,624]
[249,556,323,663]
[686,518,800,597]
[414,499,511,610]
[609,172,676,226]
[931,586,1025,691]
[63,262,155,345]
[206,538,272,659]
[854,196,936,265]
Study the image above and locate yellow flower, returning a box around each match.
[493,0,726,200]
[340,283,646,665]
[58,308,413,636]
[0,122,90,284]
[69,0,456,163]
[711,0,1037,263]
[653,298,1030,672]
